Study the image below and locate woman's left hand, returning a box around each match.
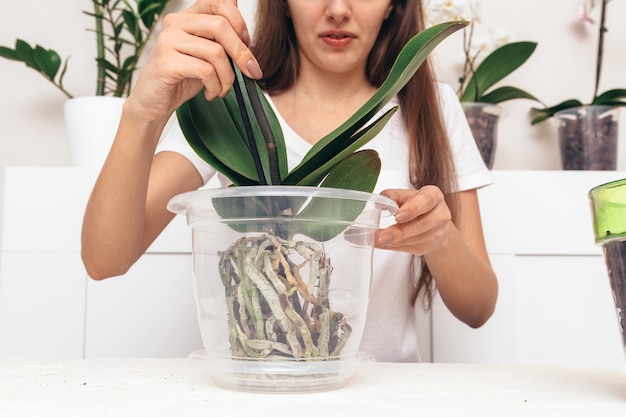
[375,186,453,256]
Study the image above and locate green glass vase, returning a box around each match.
[589,178,626,358]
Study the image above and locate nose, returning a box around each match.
[326,0,351,22]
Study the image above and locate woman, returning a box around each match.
[82,0,498,362]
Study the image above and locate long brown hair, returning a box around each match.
[252,0,459,307]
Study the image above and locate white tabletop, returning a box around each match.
[1,359,625,416]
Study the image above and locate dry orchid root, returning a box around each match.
[218,233,352,360]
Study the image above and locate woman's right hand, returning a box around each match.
[126,0,263,125]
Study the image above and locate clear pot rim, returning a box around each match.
[554,104,620,119]
[167,185,399,217]
[461,101,507,117]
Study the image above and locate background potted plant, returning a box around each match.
[167,21,466,392]
[427,0,540,168]
[0,0,171,167]
[531,0,626,170]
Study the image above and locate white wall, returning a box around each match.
[1,0,626,224]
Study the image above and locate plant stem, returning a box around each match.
[93,0,106,96]
[242,76,281,185]
[231,65,267,185]
[104,4,125,97]
[593,0,608,101]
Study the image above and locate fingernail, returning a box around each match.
[395,210,411,223]
[247,59,263,79]
[378,232,394,246]
[242,29,251,47]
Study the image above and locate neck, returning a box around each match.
[292,64,375,111]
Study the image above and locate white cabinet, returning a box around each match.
[0,252,86,358]
[1,168,625,367]
[84,254,201,358]
[431,170,626,368]
[0,167,200,359]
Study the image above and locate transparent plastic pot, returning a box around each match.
[556,105,619,170]
[168,185,397,392]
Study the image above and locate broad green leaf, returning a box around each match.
[138,0,168,28]
[319,149,381,193]
[285,20,467,185]
[96,57,118,73]
[176,20,466,240]
[14,39,37,70]
[478,86,541,105]
[290,150,382,241]
[593,89,626,105]
[0,39,71,98]
[115,22,125,37]
[121,55,137,71]
[531,99,583,125]
[177,21,465,188]
[177,94,258,185]
[122,10,141,43]
[0,46,19,61]
[462,41,537,102]
[177,71,287,186]
[231,65,288,185]
[185,95,258,182]
[290,107,397,186]
[32,46,61,80]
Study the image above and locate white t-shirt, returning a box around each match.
[156,82,492,362]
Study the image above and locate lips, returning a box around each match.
[320,31,355,47]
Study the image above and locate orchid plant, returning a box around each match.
[173,21,467,361]
[531,0,626,124]
[178,21,468,195]
[426,0,539,104]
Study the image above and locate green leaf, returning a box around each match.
[530,99,583,125]
[319,149,381,193]
[462,41,537,102]
[96,57,118,73]
[176,95,258,185]
[122,10,141,43]
[121,55,137,71]
[289,150,382,241]
[177,91,261,184]
[274,151,382,241]
[593,89,626,105]
[231,65,288,185]
[176,20,466,240]
[285,20,467,185]
[478,86,541,105]
[290,107,397,186]
[176,70,287,186]
[14,39,37,70]
[0,45,19,61]
[139,0,169,28]
[33,46,61,80]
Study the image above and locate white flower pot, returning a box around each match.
[65,96,125,168]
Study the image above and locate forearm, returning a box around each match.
[81,105,169,279]
[425,224,498,328]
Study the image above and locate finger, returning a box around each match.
[385,186,446,223]
[375,223,446,255]
[380,189,418,207]
[185,1,261,79]
[168,31,236,97]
